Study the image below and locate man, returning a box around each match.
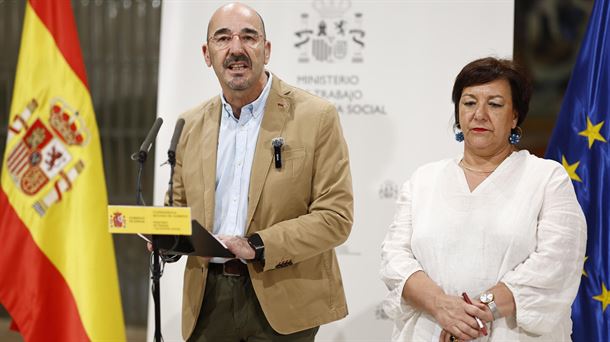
[170,3,353,341]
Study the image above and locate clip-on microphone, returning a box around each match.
[272,137,284,169]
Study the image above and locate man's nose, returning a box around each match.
[227,35,245,53]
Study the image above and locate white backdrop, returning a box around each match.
[150,1,514,341]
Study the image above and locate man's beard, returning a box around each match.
[224,54,252,90]
[227,76,251,90]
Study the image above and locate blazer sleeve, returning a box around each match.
[501,165,587,335]
[379,180,424,320]
[256,103,354,271]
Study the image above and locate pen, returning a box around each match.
[462,292,488,336]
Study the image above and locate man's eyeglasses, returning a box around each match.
[208,32,263,49]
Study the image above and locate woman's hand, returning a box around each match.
[433,293,487,341]
[474,299,494,323]
[440,328,461,342]
[400,271,491,340]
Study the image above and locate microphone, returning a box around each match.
[168,118,186,156]
[159,121,188,265]
[271,137,284,169]
[137,117,163,163]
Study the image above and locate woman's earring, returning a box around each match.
[455,131,464,142]
[454,125,464,142]
[509,126,522,145]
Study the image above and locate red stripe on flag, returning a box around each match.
[7,143,27,169]
[0,189,90,342]
[28,0,89,88]
[14,160,30,176]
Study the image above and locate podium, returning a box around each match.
[108,206,233,342]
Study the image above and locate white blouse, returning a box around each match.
[380,150,587,341]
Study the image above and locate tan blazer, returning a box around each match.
[172,76,354,339]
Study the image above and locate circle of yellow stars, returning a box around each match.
[565,115,609,312]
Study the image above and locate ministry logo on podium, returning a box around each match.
[294,0,365,63]
[110,211,126,229]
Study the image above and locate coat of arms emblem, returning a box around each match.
[294,0,365,63]
[110,212,126,228]
[6,98,89,216]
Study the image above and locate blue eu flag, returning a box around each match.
[545,0,610,340]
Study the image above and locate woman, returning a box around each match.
[380,57,586,341]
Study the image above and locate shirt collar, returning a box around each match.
[220,72,273,120]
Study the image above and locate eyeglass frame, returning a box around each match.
[207,28,265,49]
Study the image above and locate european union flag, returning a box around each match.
[545,0,610,340]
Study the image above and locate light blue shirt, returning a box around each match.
[213,74,273,238]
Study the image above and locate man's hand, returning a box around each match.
[218,235,255,260]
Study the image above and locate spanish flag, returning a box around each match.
[0,1,125,341]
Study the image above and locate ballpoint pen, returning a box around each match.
[462,292,488,336]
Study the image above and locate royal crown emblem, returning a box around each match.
[6,97,89,216]
[49,101,88,146]
[312,0,351,18]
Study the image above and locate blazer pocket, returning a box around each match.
[272,147,306,179]
[284,147,306,178]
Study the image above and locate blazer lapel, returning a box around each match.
[200,98,221,232]
[246,79,290,232]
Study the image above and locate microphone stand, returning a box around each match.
[133,149,162,342]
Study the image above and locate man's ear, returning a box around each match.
[202,44,212,67]
[263,41,271,65]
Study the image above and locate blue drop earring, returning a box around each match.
[454,124,464,142]
[509,127,522,145]
[455,131,464,142]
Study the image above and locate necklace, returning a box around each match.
[459,150,514,174]
[459,160,496,174]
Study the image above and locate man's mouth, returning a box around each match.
[224,55,251,71]
[227,62,249,71]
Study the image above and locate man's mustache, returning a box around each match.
[223,54,251,68]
